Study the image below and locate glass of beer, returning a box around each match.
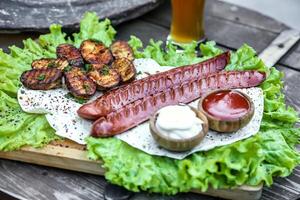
[168,0,206,44]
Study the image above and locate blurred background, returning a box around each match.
[221,0,300,30]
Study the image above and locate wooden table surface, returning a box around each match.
[0,0,299,200]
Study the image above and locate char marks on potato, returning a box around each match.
[32,58,69,71]
[65,67,96,99]
[80,40,113,64]
[88,65,120,90]
[57,44,84,68]
[21,68,63,90]
[110,40,134,61]
[111,58,136,82]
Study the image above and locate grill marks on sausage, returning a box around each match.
[77,52,230,119]
[20,68,63,90]
[91,70,266,137]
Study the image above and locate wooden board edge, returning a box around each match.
[0,145,263,199]
[0,145,104,175]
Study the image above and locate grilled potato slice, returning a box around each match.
[88,66,120,90]
[31,58,54,69]
[65,67,96,99]
[80,40,113,64]
[20,68,63,90]
[57,44,84,68]
[111,58,136,82]
[54,58,69,71]
[32,58,69,71]
[110,40,134,61]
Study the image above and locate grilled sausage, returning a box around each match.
[20,68,63,90]
[80,40,113,64]
[88,66,120,90]
[77,52,230,120]
[110,40,134,61]
[65,67,96,99]
[32,58,69,71]
[111,58,136,82]
[91,70,266,137]
[57,44,84,68]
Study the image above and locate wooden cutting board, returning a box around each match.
[0,139,262,200]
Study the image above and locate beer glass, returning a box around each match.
[168,0,206,44]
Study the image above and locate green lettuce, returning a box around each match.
[128,36,222,66]
[0,12,116,151]
[0,11,299,194]
[87,42,300,194]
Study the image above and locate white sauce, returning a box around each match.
[155,105,203,140]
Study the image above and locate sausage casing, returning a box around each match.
[78,52,230,119]
[91,70,266,137]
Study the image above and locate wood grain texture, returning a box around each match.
[0,0,163,32]
[142,0,300,70]
[0,140,263,200]
[0,0,299,200]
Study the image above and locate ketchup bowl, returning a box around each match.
[150,105,208,152]
[198,89,254,133]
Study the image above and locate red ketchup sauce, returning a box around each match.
[202,90,250,120]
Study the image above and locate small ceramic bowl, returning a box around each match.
[149,106,209,152]
[198,89,254,133]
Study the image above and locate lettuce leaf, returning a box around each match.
[0,12,116,151]
[73,13,116,47]
[128,36,218,66]
[0,11,299,194]
[0,91,59,151]
[87,42,300,194]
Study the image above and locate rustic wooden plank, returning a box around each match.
[0,144,103,176]
[141,0,300,71]
[0,33,39,53]
[116,19,169,45]
[142,0,288,34]
[0,159,106,200]
[206,0,288,34]
[279,42,300,71]
[258,29,300,67]
[0,140,263,200]
[0,0,163,33]
[278,65,300,111]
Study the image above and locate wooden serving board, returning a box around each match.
[0,139,263,200]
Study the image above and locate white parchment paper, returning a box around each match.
[18,58,264,159]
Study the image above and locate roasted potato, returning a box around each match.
[110,40,134,61]
[111,58,136,82]
[57,44,84,68]
[20,68,63,90]
[80,40,113,64]
[88,66,120,90]
[32,58,69,71]
[65,67,96,99]
[31,58,54,69]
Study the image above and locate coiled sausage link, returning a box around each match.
[78,52,230,119]
[91,70,266,137]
